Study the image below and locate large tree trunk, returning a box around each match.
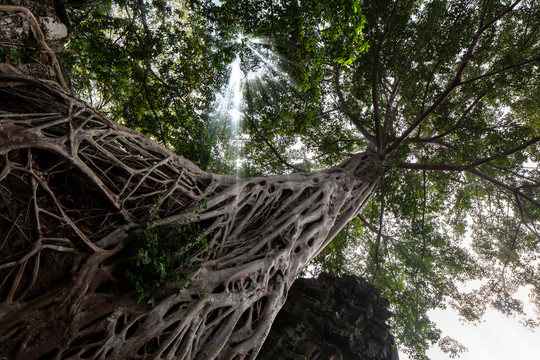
[0,73,381,359]
[259,273,399,360]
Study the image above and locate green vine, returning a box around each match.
[125,202,212,305]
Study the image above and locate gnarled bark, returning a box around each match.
[0,70,380,359]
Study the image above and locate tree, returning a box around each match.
[198,0,540,356]
[1,7,377,354]
[1,0,540,359]
[0,69,378,359]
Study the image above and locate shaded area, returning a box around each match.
[259,273,398,360]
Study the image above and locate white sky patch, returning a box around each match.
[399,283,539,359]
[289,138,304,151]
[422,308,539,360]
[288,137,316,166]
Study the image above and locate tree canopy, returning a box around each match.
[56,0,540,358]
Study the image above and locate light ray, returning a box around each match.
[210,33,297,176]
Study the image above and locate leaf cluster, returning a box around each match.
[125,213,212,306]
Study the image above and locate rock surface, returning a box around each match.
[258,273,399,360]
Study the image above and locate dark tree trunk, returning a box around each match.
[259,274,399,360]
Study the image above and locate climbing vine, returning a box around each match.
[125,205,213,305]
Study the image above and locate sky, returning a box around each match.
[400,284,539,360]
[423,308,539,360]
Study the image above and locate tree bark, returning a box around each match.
[0,72,381,359]
[259,273,399,360]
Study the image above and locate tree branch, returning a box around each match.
[480,0,522,32]
[413,91,487,143]
[396,162,463,172]
[459,56,540,86]
[370,0,407,153]
[398,161,540,208]
[371,193,385,283]
[245,114,304,172]
[137,0,168,146]
[469,168,540,207]
[386,0,522,155]
[501,223,521,279]
[417,12,463,120]
[333,67,377,147]
[466,136,540,170]
[492,165,540,186]
[515,195,540,240]
[383,78,400,139]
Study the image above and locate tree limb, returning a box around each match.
[245,114,304,172]
[386,0,522,155]
[466,136,540,170]
[413,91,487,143]
[371,192,385,283]
[333,66,377,148]
[459,56,540,87]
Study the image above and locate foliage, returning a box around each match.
[309,217,365,276]
[125,204,212,305]
[201,0,368,87]
[0,44,45,65]
[63,0,233,170]
[0,45,22,64]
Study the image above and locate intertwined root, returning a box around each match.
[0,74,378,359]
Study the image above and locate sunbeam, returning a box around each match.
[210,32,298,176]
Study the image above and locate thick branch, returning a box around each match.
[413,91,487,143]
[459,56,540,87]
[398,162,540,208]
[333,67,376,147]
[386,0,522,155]
[466,136,540,169]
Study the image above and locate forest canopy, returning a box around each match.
[2,0,538,358]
